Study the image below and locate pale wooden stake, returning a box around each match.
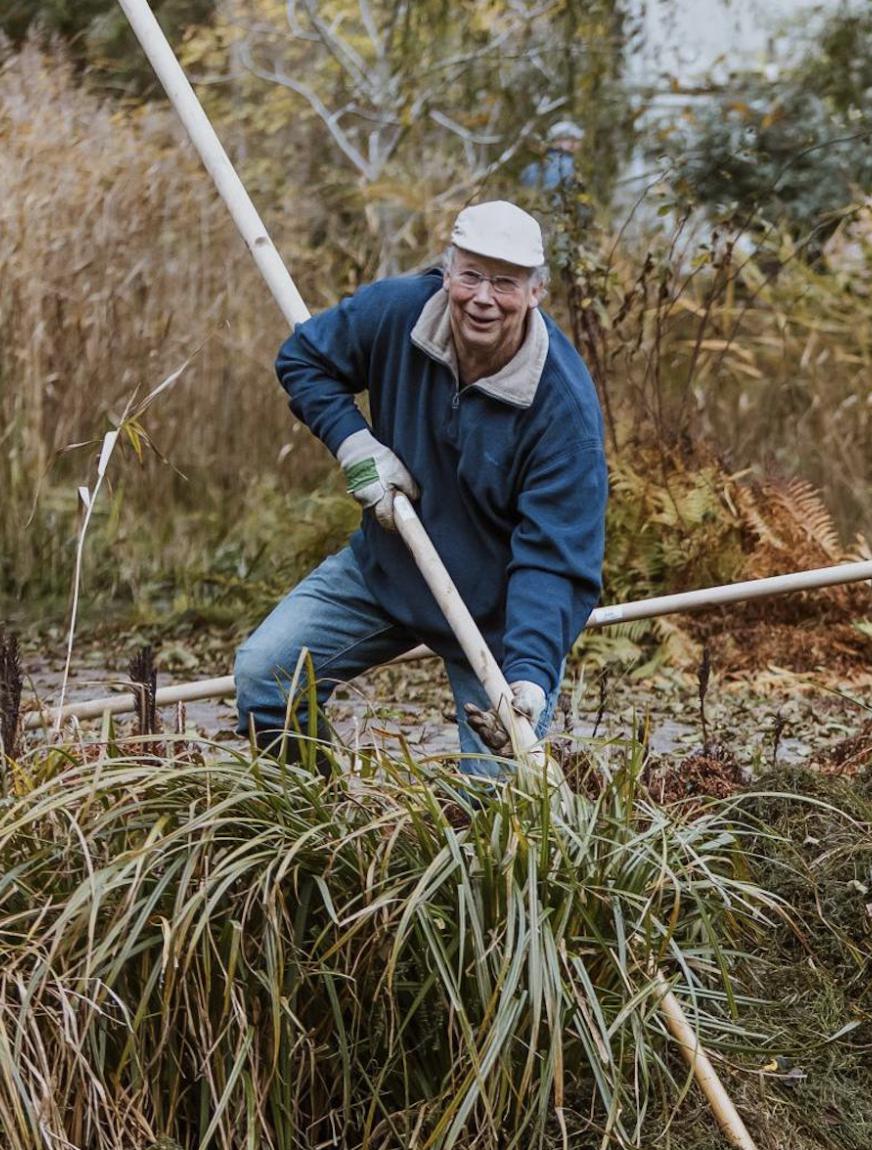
[655,972,758,1150]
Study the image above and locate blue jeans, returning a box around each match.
[235,547,560,779]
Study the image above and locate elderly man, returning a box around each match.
[235,201,607,775]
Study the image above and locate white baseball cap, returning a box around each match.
[547,119,584,142]
[451,200,544,268]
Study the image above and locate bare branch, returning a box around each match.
[239,39,376,180]
[358,0,384,62]
[434,117,543,206]
[284,0,320,41]
[428,109,503,146]
[299,0,371,95]
[344,101,402,127]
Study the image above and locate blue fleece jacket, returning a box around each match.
[275,270,607,694]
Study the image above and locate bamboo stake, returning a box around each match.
[588,559,872,625]
[24,675,234,731]
[115,0,309,329]
[654,972,757,1150]
[27,557,871,729]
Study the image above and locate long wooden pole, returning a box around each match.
[115,0,309,329]
[654,972,757,1150]
[589,559,872,624]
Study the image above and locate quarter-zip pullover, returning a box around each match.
[275,270,607,694]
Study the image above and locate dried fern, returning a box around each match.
[770,478,842,559]
[600,449,863,672]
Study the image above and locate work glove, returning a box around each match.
[464,680,547,756]
[336,428,420,531]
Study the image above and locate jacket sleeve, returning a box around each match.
[275,287,378,456]
[501,441,607,694]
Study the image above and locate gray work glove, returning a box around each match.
[464,680,547,755]
[336,428,420,531]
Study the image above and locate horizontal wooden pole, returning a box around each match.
[587,559,872,626]
[23,559,870,731]
[21,648,429,731]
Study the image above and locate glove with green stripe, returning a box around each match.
[336,428,420,531]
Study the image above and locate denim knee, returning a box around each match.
[233,641,264,733]
[234,639,310,736]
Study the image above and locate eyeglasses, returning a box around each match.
[449,269,527,297]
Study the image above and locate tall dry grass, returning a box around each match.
[0,40,329,598]
[2,38,869,616]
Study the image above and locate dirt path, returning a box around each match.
[21,644,871,773]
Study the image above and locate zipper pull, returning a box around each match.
[451,392,460,410]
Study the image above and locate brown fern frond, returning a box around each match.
[731,483,777,549]
[732,483,787,552]
[768,478,842,559]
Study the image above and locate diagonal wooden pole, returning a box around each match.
[116,2,310,330]
[103,4,764,1145]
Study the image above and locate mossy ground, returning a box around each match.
[660,764,872,1150]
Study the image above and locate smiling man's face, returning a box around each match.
[444,247,544,379]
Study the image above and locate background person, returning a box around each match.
[234,200,608,775]
[520,119,585,194]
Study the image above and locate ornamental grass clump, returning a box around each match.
[0,738,776,1149]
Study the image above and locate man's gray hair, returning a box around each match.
[442,245,549,288]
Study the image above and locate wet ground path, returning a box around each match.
[20,642,871,776]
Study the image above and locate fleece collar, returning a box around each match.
[410,288,549,408]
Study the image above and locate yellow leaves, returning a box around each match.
[178,19,243,73]
[469,0,505,35]
[246,87,297,137]
[121,417,149,464]
[259,0,289,22]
